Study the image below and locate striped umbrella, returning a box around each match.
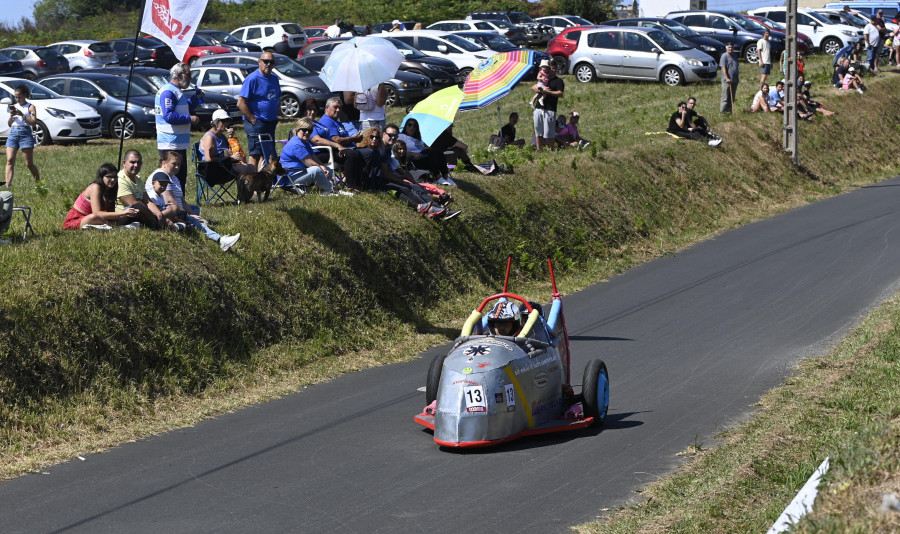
[459,50,536,111]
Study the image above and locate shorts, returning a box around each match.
[760,63,772,75]
[533,109,556,139]
[244,119,278,157]
[6,126,34,149]
[62,208,87,230]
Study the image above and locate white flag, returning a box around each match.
[141,0,208,63]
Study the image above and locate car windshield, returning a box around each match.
[384,37,427,58]
[35,47,64,60]
[648,29,691,51]
[88,42,114,53]
[472,33,516,50]
[443,33,487,52]
[128,75,160,92]
[283,24,303,34]
[508,12,536,24]
[207,30,238,43]
[192,34,216,46]
[758,17,786,31]
[841,12,869,26]
[806,11,833,24]
[96,76,152,97]
[732,16,767,32]
[7,79,59,99]
[274,55,313,76]
[656,18,701,37]
[567,16,592,25]
[489,20,514,29]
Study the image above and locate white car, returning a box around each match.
[230,22,308,55]
[427,20,503,33]
[747,6,863,54]
[815,9,900,33]
[535,15,593,34]
[47,40,118,71]
[388,30,494,73]
[0,77,101,146]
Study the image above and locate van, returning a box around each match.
[824,2,900,22]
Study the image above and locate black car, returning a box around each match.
[603,18,727,61]
[0,53,25,78]
[108,38,179,69]
[80,66,240,127]
[194,31,262,53]
[300,37,463,87]
[296,53,433,107]
[667,10,785,63]
[454,31,550,79]
[468,11,555,46]
[371,21,419,33]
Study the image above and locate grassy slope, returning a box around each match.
[0,56,897,493]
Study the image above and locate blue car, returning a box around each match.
[39,72,158,140]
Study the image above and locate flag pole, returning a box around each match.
[118,0,148,167]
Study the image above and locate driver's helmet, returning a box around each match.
[486,301,522,335]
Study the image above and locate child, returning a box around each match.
[556,111,590,149]
[499,112,526,148]
[530,67,549,108]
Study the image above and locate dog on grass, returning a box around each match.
[237,156,282,204]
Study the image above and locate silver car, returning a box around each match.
[568,27,718,86]
[0,46,69,80]
[193,52,335,118]
[47,40,118,71]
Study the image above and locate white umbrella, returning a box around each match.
[318,36,404,92]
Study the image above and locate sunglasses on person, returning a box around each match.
[298,127,313,133]
[386,132,398,138]
[369,134,379,139]
[259,59,274,65]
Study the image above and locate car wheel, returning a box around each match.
[188,56,198,66]
[743,43,758,63]
[821,37,842,56]
[459,67,473,79]
[110,113,135,140]
[661,66,684,86]
[383,85,398,107]
[23,71,36,81]
[574,63,596,83]
[425,353,448,404]
[31,120,51,146]
[552,55,568,73]
[582,359,609,426]
[280,94,301,118]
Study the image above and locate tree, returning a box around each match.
[544,0,618,23]
[34,0,142,23]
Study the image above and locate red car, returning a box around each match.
[746,15,813,55]
[144,35,231,65]
[545,25,597,73]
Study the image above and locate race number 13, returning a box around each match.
[464,385,487,413]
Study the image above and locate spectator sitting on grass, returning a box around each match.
[556,110,590,149]
[145,151,241,251]
[0,189,13,245]
[116,149,166,230]
[382,127,459,219]
[798,78,835,117]
[280,117,349,196]
[63,163,141,230]
[749,84,772,113]
[667,101,722,147]
[499,112,526,148]
[842,66,866,93]
[398,118,460,186]
[833,57,851,88]
[768,80,785,112]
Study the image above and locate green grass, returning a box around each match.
[1,54,898,489]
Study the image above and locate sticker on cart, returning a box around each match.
[504,383,516,412]
[464,385,487,413]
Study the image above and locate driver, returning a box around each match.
[486,301,522,337]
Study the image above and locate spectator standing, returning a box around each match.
[532,60,564,150]
[63,163,140,230]
[354,83,387,131]
[116,149,166,229]
[325,19,342,39]
[155,63,201,191]
[864,17,882,74]
[758,30,772,85]
[0,189,12,244]
[5,84,41,187]
[238,52,282,169]
[720,44,739,113]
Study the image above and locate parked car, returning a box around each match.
[141,35,231,65]
[38,72,158,139]
[535,15,594,34]
[230,22,308,56]
[747,6,863,55]
[744,16,814,55]
[603,17,728,61]
[303,25,329,42]
[107,37,179,69]
[545,25,598,73]
[568,27,718,86]
[47,40,118,71]
[389,30,494,74]
[194,30,262,53]
[0,53,25,79]
[0,77,101,146]
[468,11,555,45]
[474,19,530,47]
[824,1,900,22]
[296,53,432,107]
[815,8,899,32]
[454,31,550,78]
[80,66,240,126]
[371,21,419,33]
[0,46,69,80]
[194,52,336,117]
[666,10,785,62]
[428,20,503,33]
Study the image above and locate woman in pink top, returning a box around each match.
[63,163,140,230]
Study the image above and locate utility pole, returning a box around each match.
[784,0,799,165]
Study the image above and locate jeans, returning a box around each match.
[289,166,333,193]
[244,119,278,158]
[6,126,34,149]
[187,214,220,242]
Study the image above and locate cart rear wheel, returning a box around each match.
[582,359,609,426]
[425,353,448,404]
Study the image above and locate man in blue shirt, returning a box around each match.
[317,97,362,148]
[238,52,282,168]
[155,62,201,190]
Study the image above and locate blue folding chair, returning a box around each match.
[255,133,305,195]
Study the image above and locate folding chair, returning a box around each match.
[193,141,239,206]
[255,133,304,195]
[12,206,35,238]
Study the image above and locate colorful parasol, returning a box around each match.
[459,50,536,111]
[400,85,464,146]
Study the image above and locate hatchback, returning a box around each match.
[545,26,598,72]
[747,7,863,55]
[666,10,784,63]
[535,15,594,34]
[568,27,718,86]
[195,30,262,53]
[0,77,101,146]
[47,41,118,71]
[0,53,25,78]
[0,46,69,79]
[388,30,494,74]
[107,38,179,69]
[39,72,158,139]
[603,18,728,61]
[231,22,308,56]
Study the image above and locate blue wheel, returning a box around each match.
[582,359,609,426]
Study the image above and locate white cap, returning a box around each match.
[212,109,230,122]
[392,19,401,25]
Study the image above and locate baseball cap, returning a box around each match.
[803,80,812,86]
[151,172,171,183]
[569,110,579,117]
[392,19,400,25]
[849,66,856,72]
[539,59,551,68]
[212,109,230,122]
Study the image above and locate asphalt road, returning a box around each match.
[6,178,900,533]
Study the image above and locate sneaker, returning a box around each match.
[336,189,355,197]
[708,138,723,147]
[173,222,188,232]
[83,224,113,231]
[857,88,864,94]
[219,233,241,251]
[435,177,451,186]
[441,176,458,187]
[122,222,141,229]
[579,140,591,149]
[416,202,432,215]
[441,209,462,220]
[320,192,339,197]
[424,205,446,218]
